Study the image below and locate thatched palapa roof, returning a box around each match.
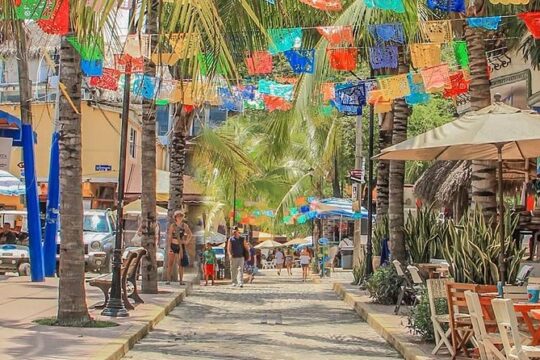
[0,22,60,57]
[414,159,536,206]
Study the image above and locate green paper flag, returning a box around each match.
[320,105,333,117]
[234,199,244,209]
[198,53,226,76]
[453,41,469,69]
[67,36,104,61]
[16,0,55,20]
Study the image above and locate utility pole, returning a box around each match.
[352,114,363,268]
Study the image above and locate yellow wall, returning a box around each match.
[0,102,155,183]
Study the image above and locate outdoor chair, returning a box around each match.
[88,247,146,311]
[503,286,529,302]
[407,265,425,306]
[446,282,478,359]
[262,259,275,269]
[516,265,534,286]
[426,278,454,356]
[464,290,505,360]
[492,298,540,360]
[393,260,414,314]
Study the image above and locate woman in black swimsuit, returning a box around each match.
[166,210,192,285]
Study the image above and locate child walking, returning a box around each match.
[203,243,216,286]
[300,247,311,282]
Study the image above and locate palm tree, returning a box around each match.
[376,113,393,218]
[57,30,90,324]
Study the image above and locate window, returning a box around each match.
[129,128,137,158]
[156,105,170,136]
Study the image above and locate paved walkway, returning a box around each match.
[123,269,401,360]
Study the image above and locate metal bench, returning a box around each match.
[88,247,146,311]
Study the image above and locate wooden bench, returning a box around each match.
[89,248,146,311]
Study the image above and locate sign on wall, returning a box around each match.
[0,138,13,171]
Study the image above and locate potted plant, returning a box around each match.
[371,215,387,270]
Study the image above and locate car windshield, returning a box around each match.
[212,247,225,255]
[83,214,109,233]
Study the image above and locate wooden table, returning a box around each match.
[417,263,449,279]
[481,295,540,345]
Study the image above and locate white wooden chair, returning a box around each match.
[407,265,425,307]
[426,278,454,356]
[464,290,505,360]
[393,260,413,314]
[262,259,275,269]
[503,286,529,302]
[492,298,540,360]
[516,265,534,285]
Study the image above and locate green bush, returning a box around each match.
[366,265,403,305]
[407,293,448,341]
[404,206,444,264]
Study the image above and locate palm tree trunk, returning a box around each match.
[388,53,410,263]
[465,4,497,220]
[165,107,190,279]
[140,0,159,294]
[376,112,393,218]
[57,34,90,323]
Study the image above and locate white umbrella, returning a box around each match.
[376,102,540,283]
[254,239,282,249]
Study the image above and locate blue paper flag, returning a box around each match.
[268,28,302,55]
[284,49,315,74]
[427,0,464,13]
[258,79,294,101]
[365,0,404,13]
[132,75,157,100]
[466,16,502,30]
[332,82,366,115]
[405,73,430,105]
[369,46,398,70]
[81,59,103,77]
[218,87,243,112]
[368,23,405,44]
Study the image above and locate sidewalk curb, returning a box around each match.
[333,282,436,360]
[91,282,195,360]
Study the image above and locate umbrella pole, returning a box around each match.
[497,144,506,284]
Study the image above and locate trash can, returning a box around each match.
[341,246,354,269]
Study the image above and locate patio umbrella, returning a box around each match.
[376,102,540,283]
[254,239,282,249]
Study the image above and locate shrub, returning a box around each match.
[404,206,443,264]
[372,215,388,257]
[407,292,448,341]
[366,265,403,305]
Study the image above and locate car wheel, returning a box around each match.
[18,263,31,276]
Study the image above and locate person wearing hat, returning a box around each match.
[166,210,192,285]
[227,227,250,287]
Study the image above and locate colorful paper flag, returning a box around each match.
[89,68,120,91]
[518,12,540,39]
[150,52,181,65]
[168,33,200,59]
[327,48,357,71]
[443,71,470,98]
[410,43,441,69]
[258,79,294,101]
[378,74,410,100]
[268,28,302,55]
[124,34,152,59]
[284,49,315,74]
[405,72,430,105]
[67,36,104,60]
[453,41,469,68]
[198,53,226,76]
[466,16,502,30]
[37,0,69,35]
[421,64,450,92]
[132,75,157,100]
[365,0,404,13]
[316,26,354,45]
[332,82,365,115]
[368,23,405,44]
[218,87,244,112]
[490,0,528,5]
[299,0,342,11]
[245,51,273,75]
[322,83,335,101]
[263,95,292,112]
[420,20,453,43]
[369,46,398,70]
[367,89,392,114]
[426,0,464,12]
[81,59,103,77]
[114,54,144,74]
[16,0,55,20]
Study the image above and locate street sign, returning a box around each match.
[349,169,363,178]
[95,164,112,172]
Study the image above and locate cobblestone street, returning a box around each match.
[123,269,401,360]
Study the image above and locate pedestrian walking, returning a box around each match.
[227,227,250,287]
[202,243,216,286]
[274,248,284,275]
[284,248,293,276]
[300,247,311,282]
[166,210,192,285]
[245,243,258,283]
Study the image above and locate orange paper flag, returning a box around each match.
[317,26,354,45]
[322,82,335,101]
[409,43,441,69]
[378,74,410,100]
[421,64,450,92]
[299,0,342,11]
